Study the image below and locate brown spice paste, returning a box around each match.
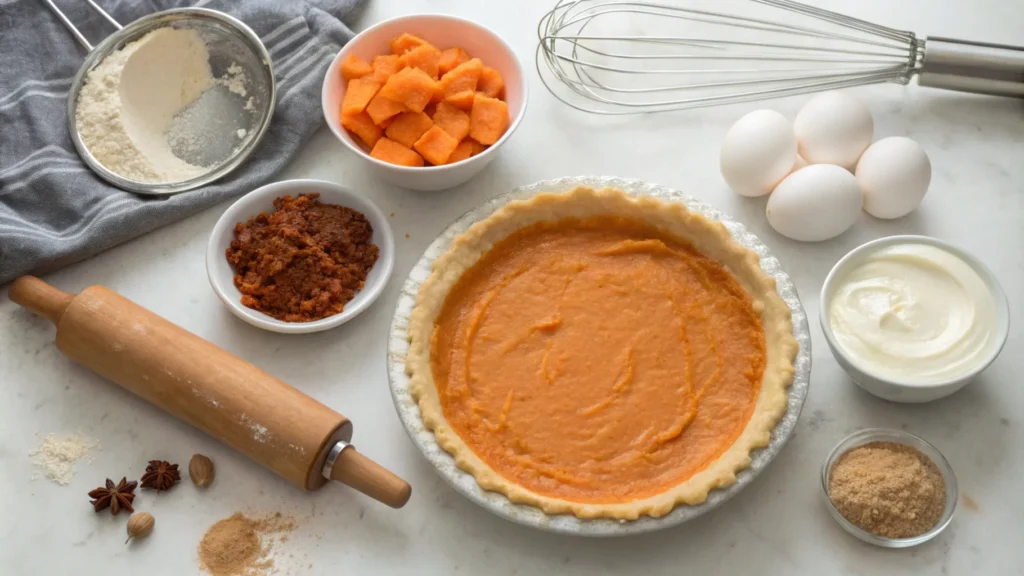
[226,194,379,322]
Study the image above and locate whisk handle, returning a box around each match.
[919,37,1024,98]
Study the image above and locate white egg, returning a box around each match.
[720,109,797,197]
[766,164,862,242]
[794,92,873,170]
[856,137,931,219]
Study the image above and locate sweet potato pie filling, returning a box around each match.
[429,216,767,503]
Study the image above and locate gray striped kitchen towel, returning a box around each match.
[0,0,367,285]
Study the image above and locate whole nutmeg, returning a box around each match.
[126,512,155,544]
[189,454,215,488]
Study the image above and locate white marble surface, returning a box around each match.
[2,0,1023,574]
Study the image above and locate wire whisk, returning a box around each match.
[537,0,1024,114]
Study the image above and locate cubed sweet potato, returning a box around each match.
[432,101,471,141]
[449,138,486,164]
[341,111,382,148]
[341,54,373,80]
[444,90,476,111]
[341,77,381,116]
[446,138,475,164]
[399,43,442,79]
[438,47,471,76]
[385,111,434,148]
[371,54,403,83]
[468,138,487,155]
[469,93,509,145]
[438,58,483,100]
[371,137,425,167]
[477,66,505,99]
[342,31,510,166]
[390,33,428,55]
[378,67,438,114]
[365,93,407,126]
[413,125,460,165]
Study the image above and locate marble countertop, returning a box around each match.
[2,0,1022,574]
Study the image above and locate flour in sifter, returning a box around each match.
[76,27,215,183]
[76,26,254,184]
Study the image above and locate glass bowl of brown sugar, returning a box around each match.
[821,428,958,548]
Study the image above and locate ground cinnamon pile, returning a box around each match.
[226,193,379,322]
[828,441,946,539]
[198,512,295,575]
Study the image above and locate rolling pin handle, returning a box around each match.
[324,441,412,509]
[8,276,73,326]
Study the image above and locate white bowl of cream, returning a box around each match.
[820,236,1009,403]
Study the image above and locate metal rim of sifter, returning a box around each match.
[48,2,276,196]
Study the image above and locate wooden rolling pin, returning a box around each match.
[9,276,411,508]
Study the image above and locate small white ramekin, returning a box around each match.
[819,235,1009,403]
[206,179,394,334]
[322,14,528,191]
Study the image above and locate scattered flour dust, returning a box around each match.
[220,63,249,96]
[29,432,100,485]
[75,26,252,184]
[240,414,270,443]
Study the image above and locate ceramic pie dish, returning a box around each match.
[387,176,811,535]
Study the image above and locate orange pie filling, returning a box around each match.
[430,216,767,504]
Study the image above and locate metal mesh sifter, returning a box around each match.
[44,1,277,195]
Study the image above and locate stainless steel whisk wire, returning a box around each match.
[536,0,1024,114]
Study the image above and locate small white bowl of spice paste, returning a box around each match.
[820,235,1009,403]
[206,179,395,334]
[822,428,957,548]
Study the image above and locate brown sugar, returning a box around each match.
[198,512,295,575]
[828,441,946,539]
[226,194,379,322]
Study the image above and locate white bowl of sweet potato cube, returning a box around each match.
[322,14,527,191]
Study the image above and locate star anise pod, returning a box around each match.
[140,460,181,491]
[88,477,137,515]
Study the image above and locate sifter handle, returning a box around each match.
[9,276,74,326]
[324,442,412,509]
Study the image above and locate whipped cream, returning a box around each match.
[828,243,996,383]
